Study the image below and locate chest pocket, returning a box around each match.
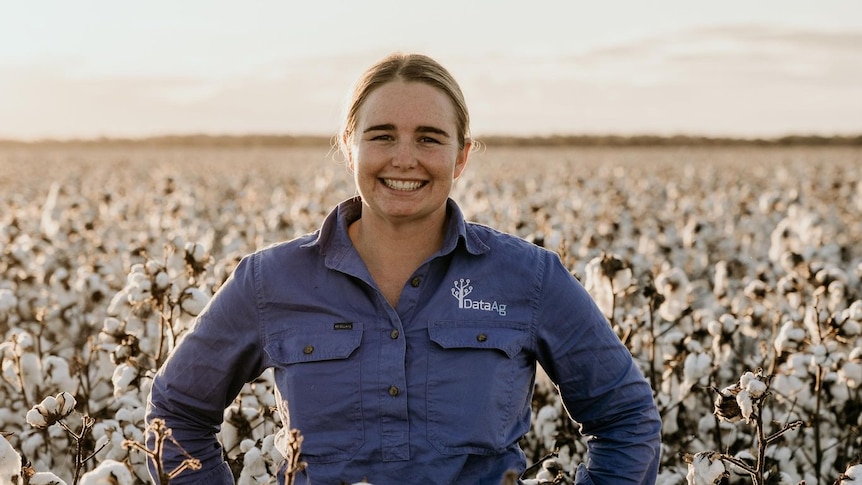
[425,321,533,455]
[265,322,364,463]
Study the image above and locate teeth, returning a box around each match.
[383,179,424,191]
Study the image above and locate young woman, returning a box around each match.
[146,52,661,484]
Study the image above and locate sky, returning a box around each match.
[1,0,861,140]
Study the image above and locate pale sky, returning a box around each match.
[1,0,861,140]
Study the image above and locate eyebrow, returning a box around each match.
[363,124,451,138]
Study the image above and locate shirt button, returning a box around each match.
[476,333,488,342]
[388,385,400,397]
[303,345,314,354]
[390,329,400,339]
[410,277,421,287]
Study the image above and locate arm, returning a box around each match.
[534,253,661,484]
[146,255,267,484]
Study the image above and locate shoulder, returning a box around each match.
[236,232,321,274]
[466,221,555,262]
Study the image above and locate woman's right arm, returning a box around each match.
[146,255,267,484]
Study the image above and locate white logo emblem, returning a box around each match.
[451,278,507,316]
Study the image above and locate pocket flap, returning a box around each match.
[428,321,527,358]
[265,322,363,364]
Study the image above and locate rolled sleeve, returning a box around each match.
[146,255,267,484]
[535,253,661,484]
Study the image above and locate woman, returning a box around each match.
[146,53,661,484]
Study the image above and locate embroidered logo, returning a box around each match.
[451,278,507,316]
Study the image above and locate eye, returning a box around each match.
[418,136,441,144]
[370,134,394,141]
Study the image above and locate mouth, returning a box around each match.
[381,178,427,192]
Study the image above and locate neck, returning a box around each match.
[348,210,449,308]
[350,212,447,266]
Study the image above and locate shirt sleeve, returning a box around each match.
[534,252,661,485]
[146,254,267,484]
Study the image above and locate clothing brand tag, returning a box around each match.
[333,322,353,330]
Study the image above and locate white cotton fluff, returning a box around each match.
[111,363,138,398]
[0,434,22,482]
[26,406,50,429]
[841,464,862,484]
[739,372,768,398]
[683,353,712,390]
[774,320,806,354]
[847,300,862,321]
[185,242,208,264]
[736,389,755,423]
[584,256,614,319]
[153,270,172,291]
[686,451,726,485]
[180,287,210,316]
[839,361,862,389]
[43,356,75,391]
[0,288,17,316]
[79,459,134,485]
[29,472,68,485]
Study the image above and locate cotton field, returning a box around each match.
[0,144,861,484]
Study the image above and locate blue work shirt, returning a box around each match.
[146,197,661,484]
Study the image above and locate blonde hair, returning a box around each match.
[339,53,471,154]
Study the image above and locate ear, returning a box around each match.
[452,138,472,179]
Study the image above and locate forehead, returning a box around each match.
[357,80,457,129]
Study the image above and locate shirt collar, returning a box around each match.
[302,197,490,263]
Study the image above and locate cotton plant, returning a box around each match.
[686,369,805,485]
[583,252,634,323]
[654,267,691,322]
[23,391,108,485]
[0,330,42,410]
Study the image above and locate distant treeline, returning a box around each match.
[1,133,861,148]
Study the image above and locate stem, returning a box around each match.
[765,420,804,444]
[60,415,96,485]
[718,453,757,477]
[814,365,824,483]
[754,408,767,485]
[155,296,169,366]
[647,298,657,395]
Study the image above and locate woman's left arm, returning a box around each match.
[534,252,661,485]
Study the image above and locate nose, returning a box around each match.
[391,139,417,169]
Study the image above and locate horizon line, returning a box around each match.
[2,132,861,148]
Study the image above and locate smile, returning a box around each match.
[381,178,426,191]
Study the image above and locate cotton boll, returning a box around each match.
[179,287,210,316]
[43,356,75,391]
[153,270,172,291]
[106,288,131,317]
[839,361,862,388]
[773,320,805,354]
[26,406,50,429]
[847,300,862,321]
[0,434,22,483]
[111,363,138,398]
[0,288,17,321]
[743,376,768,398]
[840,464,862,484]
[686,451,727,485]
[79,459,134,485]
[185,242,207,264]
[29,472,68,485]
[736,389,755,423]
[682,353,712,390]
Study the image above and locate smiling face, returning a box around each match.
[346,80,471,229]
